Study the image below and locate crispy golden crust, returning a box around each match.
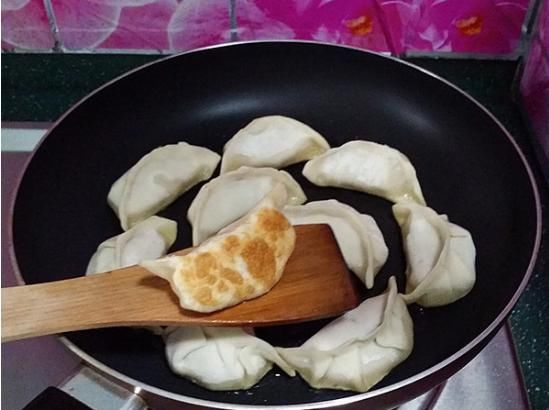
[222,235,240,253]
[258,208,291,233]
[163,206,295,312]
[241,238,276,285]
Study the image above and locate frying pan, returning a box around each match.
[10,41,542,409]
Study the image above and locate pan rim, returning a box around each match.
[8,40,543,409]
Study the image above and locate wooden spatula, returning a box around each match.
[2,224,362,342]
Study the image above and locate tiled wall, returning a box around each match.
[520,0,549,163]
[1,0,531,56]
[2,0,55,50]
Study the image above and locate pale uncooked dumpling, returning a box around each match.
[283,200,388,289]
[221,115,330,173]
[188,166,306,245]
[86,216,177,275]
[141,185,296,313]
[393,203,476,307]
[108,142,220,230]
[164,326,295,390]
[277,277,413,392]
[302,141,426,205]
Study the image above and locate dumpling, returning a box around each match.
[220,115,330,173]
[141,185,296,313]
[108,142,220,230]
[283,200,388,289]
[86,216,177,275]
[277,277,413,392]
[164,326,295,390]
[302,141,426,205]
[188,166,306,245]
[393,203,476,307]
[86,216,177,335]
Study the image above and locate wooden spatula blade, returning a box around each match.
[2,224,361,342]
[198,224,361,326]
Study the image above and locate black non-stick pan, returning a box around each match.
[10,42,542,409]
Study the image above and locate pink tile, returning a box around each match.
[1,0,55,50]
[378,0,420,54]
[235,0,391,52]
[404,0,528,54]
[98,0,178,50]
[536,0,548,43]
[51,0,231,51]
[51,0,121,49]
[234,0,295,42]
[167,0,232,51]
[235,0,529,55]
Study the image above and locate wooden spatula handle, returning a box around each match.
[1,267,175,342]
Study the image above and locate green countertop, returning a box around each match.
[2,53,548,409]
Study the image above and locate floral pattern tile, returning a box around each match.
[166,0,232,51]
[235,0,391,52]
[404,0,530,54]
[48,0,231,51]
[234,0,530,55]
[0,0,536,55]
[2,0,55,50]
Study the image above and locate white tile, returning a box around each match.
[1,128,47,152]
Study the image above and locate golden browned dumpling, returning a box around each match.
[141,185,296,313]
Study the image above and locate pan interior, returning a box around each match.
[12,43,538,406]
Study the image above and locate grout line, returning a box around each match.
[42,0,62,52]
[522,0,543,36]
[403,50,521,60]
[229,0,238,42]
